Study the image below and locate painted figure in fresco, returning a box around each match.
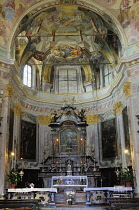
[0,21,10,46]
[70,46,82,57]
[0,4,5,18]
[118,0,132,28]
[15,3,25,17]
[51,46,65,57]
[3,0,15,21]
[48,45,82,62]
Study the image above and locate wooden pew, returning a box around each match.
[0,203,36,210]
[0,199,41,210]
[109,202,139,210]
[106,197,139,205]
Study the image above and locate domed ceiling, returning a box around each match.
[15,4,121,94]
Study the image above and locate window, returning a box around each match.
[58,69,78,94]
[103,65,112,87]
[23,65,32,87]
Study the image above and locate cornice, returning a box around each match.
[12,71,123,105]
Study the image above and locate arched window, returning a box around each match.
[23,64,32,87]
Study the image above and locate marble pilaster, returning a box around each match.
[127,94,139,195]
[13,104,22,168]
[86,123,99,165]
[38,123,51,165]
[0,97,10,195]
[114,102,127,168]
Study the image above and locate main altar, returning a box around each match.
[37,104,101,204]
[38,104,101,189]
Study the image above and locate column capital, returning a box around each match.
[38,115,51,125]
[14,103,22,117]
[114,101,122,115]
[86,114,98,125]
[5,84,14,98]
[123,82,131,99]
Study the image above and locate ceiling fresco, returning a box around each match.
[15,4,120,75]
[0,0,138,55]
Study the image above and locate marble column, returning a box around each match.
[114,102,127,168]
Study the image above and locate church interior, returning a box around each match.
[0,0,139,209]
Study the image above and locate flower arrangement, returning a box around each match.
[56,177,62,184]
[7,170,21,185]
[120,167,134,185]
[29,183,34,188]
[66,191,75,204]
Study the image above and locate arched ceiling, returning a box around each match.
[16,4,121,68]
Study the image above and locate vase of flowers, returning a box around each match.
[7,170,21,188]
[120,167,134,187]
[56,177,62,185]
[29,183,34,188]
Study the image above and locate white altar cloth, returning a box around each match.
[84,186,133,192]
[8,188,57,193]
[51,175,88,188]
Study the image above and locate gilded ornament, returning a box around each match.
[123,82,131,99]
[38,115,51,125]
[86,114,98,124]
[14,104,22,117]
[5,84,14,98]
[113,101,122,115]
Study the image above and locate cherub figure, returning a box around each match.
[78,109,86,122]
[50,110,58,123]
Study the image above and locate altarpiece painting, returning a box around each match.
[20,120,36,160]
[101,118,117,159]
[60,128,77,153]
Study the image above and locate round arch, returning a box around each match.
[7,0,127,59]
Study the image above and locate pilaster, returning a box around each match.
[0,95,11,195]
[114,102,127,168]
[38,115,51,164]
[127,94,139,195]
[86,114,99,166]
[13,104,22,167]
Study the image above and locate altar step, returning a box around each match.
[55,191,86,204]
[41,205,107,210]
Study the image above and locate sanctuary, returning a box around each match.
[0,0,139,208]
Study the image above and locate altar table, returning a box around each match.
[7,188,57,206]
[84,186,134,205]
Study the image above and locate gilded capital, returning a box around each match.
[38,115,51,125]
[86,114,98,125]
[123,82,131,99]
[14,103,22,117]
[5,84,14,98]
[114,101,122,115]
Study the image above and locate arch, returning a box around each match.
[6,0,127,59]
